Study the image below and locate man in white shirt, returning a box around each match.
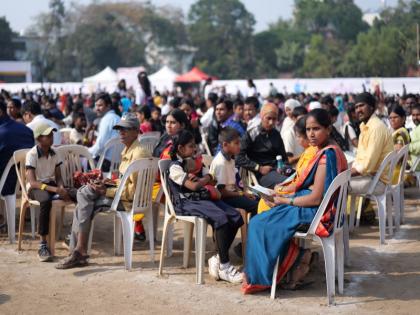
[282,106,308,163]
[244,96,261,131]
[22,101,61,145]
[200,92,218,129]
[88,93,120,169]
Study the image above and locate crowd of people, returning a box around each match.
[1,70,420,293]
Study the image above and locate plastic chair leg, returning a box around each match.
[195,218,207,285]
[335,233,344,295]
[87,220,95,255]
[400,184,405,224]
[114,215,122,255]
[386,194,393,236]
[343,216,351,267]
[120,212,134,270]
[158,216,175,277]
[355,196,363,228]
[4,195,16,243]
[48,205,57,257]
[348,195,356,232]
[270,257,280,299]
[238,209,248,260]
[30,205,36,239]
[392,188,401,231]
[146,207,155,263]
[18,201,29,251]
[183,221,194,268]
[320,236,336,306]
[375,195,387,245]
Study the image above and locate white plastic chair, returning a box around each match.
[158,159,208,284]
[239,167,259,191]
[138,135,160,156]
[0,157,18,243]
[97,137,124,178]
[389,145,409,229]
[59,128,73,145]
[348,151,397,245]
[55,145,96,238]
[74,158,158,270]
[406,155,420,189]
[14,149,71,256]
[270,169,351,305]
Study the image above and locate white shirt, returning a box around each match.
[200,107,214,129]
[161,104,171,116]
[341,122,358,154]
[135,87,146,106]
[280,116,294,141]
[26,115,61,145]
[25,145,62,190]
[246,115,261,131]
[209,151,237,191]
[88,110,120,159]
[282,127,304,156]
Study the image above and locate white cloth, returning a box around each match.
[26,115,61,145]
[406,115,416,132]
[284,99,301,111]
[342,122,358,153]
[200,107,214,129]
[282,127,304,156]
[161,104,171,116]
[135,87,146,106]
[280,116,294,139]
[88,110,120,159]
[209,152,237,191]
[69,128,84,145]
[246,114,261,131]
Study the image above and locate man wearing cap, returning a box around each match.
[56,114,151,269]
[26,124,70,262]
[350,92,393,194]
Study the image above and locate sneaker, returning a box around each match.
[55,251,88,269]
[208,254,220,280]
[218,265,243,284]
[38,243,53,262]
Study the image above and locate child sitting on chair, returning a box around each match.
[26,124,70,262]
[167,130,244,284]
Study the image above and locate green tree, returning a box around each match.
[188,0,255,78]
[0,17,16,60]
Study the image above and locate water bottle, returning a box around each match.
[276,155,284,173]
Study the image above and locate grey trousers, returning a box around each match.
[71,185,113,236]
[349,175,386,195]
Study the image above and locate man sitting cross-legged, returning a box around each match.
[56,115,150,269]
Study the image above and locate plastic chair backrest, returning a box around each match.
[366,151,396,195]
[97,137,124,173]
[56,145,96,188]
[138,136,159,155]
[410,155,420,172]
[13,149,31,202]
[239,167,258,189]
[393,144,409,186]
[0,156,15,198]
[200,133,212,156]
[305,169,351,236]
[158,160,177,218]
[110,158,158,214]
[59,128,73,145]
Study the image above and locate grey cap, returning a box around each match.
[113,114,140,130]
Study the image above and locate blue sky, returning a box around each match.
[3,0,399,34]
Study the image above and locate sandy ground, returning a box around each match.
[1,188,420,315]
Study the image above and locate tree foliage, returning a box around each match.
[0,17,16,60]
[188,0,255,79]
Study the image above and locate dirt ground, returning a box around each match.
[1,188,420,315]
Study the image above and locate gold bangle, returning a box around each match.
[40,184,47,191]
[238,191,244,196]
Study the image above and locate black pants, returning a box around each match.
[215,223,239,264]
[94,157,111,173]
[29,183,56,236]
[223,196,259,217]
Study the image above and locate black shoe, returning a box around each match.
[55,251,88,269]
[134,231,146,242]
[38,243,53,262]
[234,242,243,258]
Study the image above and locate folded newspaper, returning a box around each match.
[249,184,275,202]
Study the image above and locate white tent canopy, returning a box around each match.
[149,65,178,92]
[82,66,118,92]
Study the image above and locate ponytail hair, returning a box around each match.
[169,130,195,160]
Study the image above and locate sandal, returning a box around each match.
[55,251,89,269]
